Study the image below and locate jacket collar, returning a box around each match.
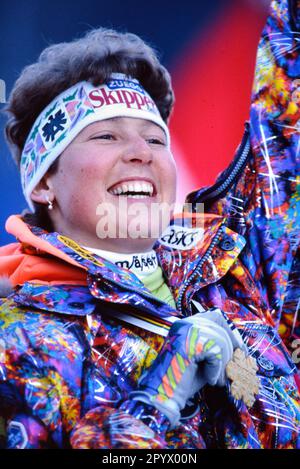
[5,213,246,317]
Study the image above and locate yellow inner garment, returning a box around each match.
[141,266,176,309]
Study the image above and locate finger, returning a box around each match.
[201,347,223,386]
[197,323,233,385]
[192,323,233,373]
[193,309,247,352]
[190,319,234,364]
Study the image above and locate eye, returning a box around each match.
[90,133,115,141]
[146,137,166,146]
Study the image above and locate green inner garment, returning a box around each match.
[141,266,176,309]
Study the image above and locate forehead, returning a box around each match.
[80,117,165,135]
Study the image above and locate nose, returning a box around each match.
[121,136,153,164]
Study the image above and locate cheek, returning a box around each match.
[53,160,107,213]
[162,158,177,199]
[60,147,110,187]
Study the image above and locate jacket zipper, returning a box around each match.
[202,136,250,201]
[176,223,225,314]
[177,126,251,314]
[190,124,251,204]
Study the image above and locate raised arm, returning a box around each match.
[186,0,300,359]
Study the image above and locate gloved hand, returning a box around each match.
[190,303,248,386]
[130,308,246,428]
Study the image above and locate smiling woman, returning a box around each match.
[0,0,299,450]
[32,116,177,253]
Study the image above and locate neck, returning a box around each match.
[83,246,159,278]
[83,238,157,254]
[51,218,158,253]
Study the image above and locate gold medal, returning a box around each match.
[226,348,260,408]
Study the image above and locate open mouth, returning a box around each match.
[108,180,156,199]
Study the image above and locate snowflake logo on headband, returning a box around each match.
[42,109,67,142]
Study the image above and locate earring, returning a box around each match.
[46,196,54,210]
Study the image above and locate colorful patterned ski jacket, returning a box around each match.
[0,0,299,449]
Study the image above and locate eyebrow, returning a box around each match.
[84,118,165,137]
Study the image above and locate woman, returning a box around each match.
[0,0,299,449]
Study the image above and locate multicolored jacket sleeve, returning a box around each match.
[249,0,300,360]
[0,304,170,449]
[188,0,300,366]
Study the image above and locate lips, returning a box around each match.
[108,178,156,198]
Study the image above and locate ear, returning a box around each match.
[30,174,55,206]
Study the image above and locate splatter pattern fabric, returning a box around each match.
[0,0,299,449]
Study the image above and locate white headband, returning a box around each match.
[20,73,170,211]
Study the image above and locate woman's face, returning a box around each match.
[45,117,177,252]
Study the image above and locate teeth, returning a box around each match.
[109,181,154,196]
[135,182,143,192]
